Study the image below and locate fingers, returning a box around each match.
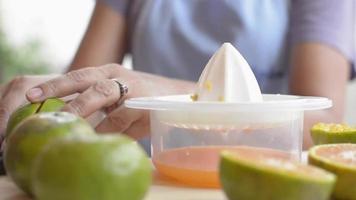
[0,84,6,97]
[26,64,121,102]
[95,106,142,134]
[0,75,59,134]
[119,117,150,139]
[0,106,11,137]
[0,95,26,132]
[0,76,30,135]
[62,79,122,117]
[0,75,58,136]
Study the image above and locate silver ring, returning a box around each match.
[111,79,128,101]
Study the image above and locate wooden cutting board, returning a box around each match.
[0,173,226,200]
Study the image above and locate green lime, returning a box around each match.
[311,123,356,145]
[32,134,152,200]
[4,112,95,195]
[6,98,65,138]
[220,149,335,200]
[309,144,356,200]
[37,98,65,113]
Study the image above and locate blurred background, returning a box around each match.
[0,0,94,78]
[0,0,355,123]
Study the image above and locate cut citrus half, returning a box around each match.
[220,150,335,200]
[309,144,356,200]
[311,123,356,145]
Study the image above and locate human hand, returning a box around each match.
[26,64,192,139]
[0,75,58,140]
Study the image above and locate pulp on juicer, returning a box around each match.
[193,43,263,102]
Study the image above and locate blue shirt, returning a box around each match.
[101,0,355,93]
[100,0,355,153]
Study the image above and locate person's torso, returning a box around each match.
[127,0,291,93]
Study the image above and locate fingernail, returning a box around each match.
[27,88,43,99]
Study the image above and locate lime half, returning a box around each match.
[220,150,335,200]
[309,144,356,200]
[311,123,356,145]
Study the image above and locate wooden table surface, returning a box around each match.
[0,173,226,200]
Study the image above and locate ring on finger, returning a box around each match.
[111,79,129,102]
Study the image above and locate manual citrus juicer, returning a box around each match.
[125,43,332,188]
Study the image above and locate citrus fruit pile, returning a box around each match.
[220,122,356,200]
[5,112,95,194]
[4,99,152,200]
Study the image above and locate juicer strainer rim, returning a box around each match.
[125,94,332,112]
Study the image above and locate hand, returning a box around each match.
[0,75,58,138]
[26,64,193,139]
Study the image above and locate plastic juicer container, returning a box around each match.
[125,94,332,188]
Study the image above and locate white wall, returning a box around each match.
[0,0,95,71]
[1,0,355,123]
